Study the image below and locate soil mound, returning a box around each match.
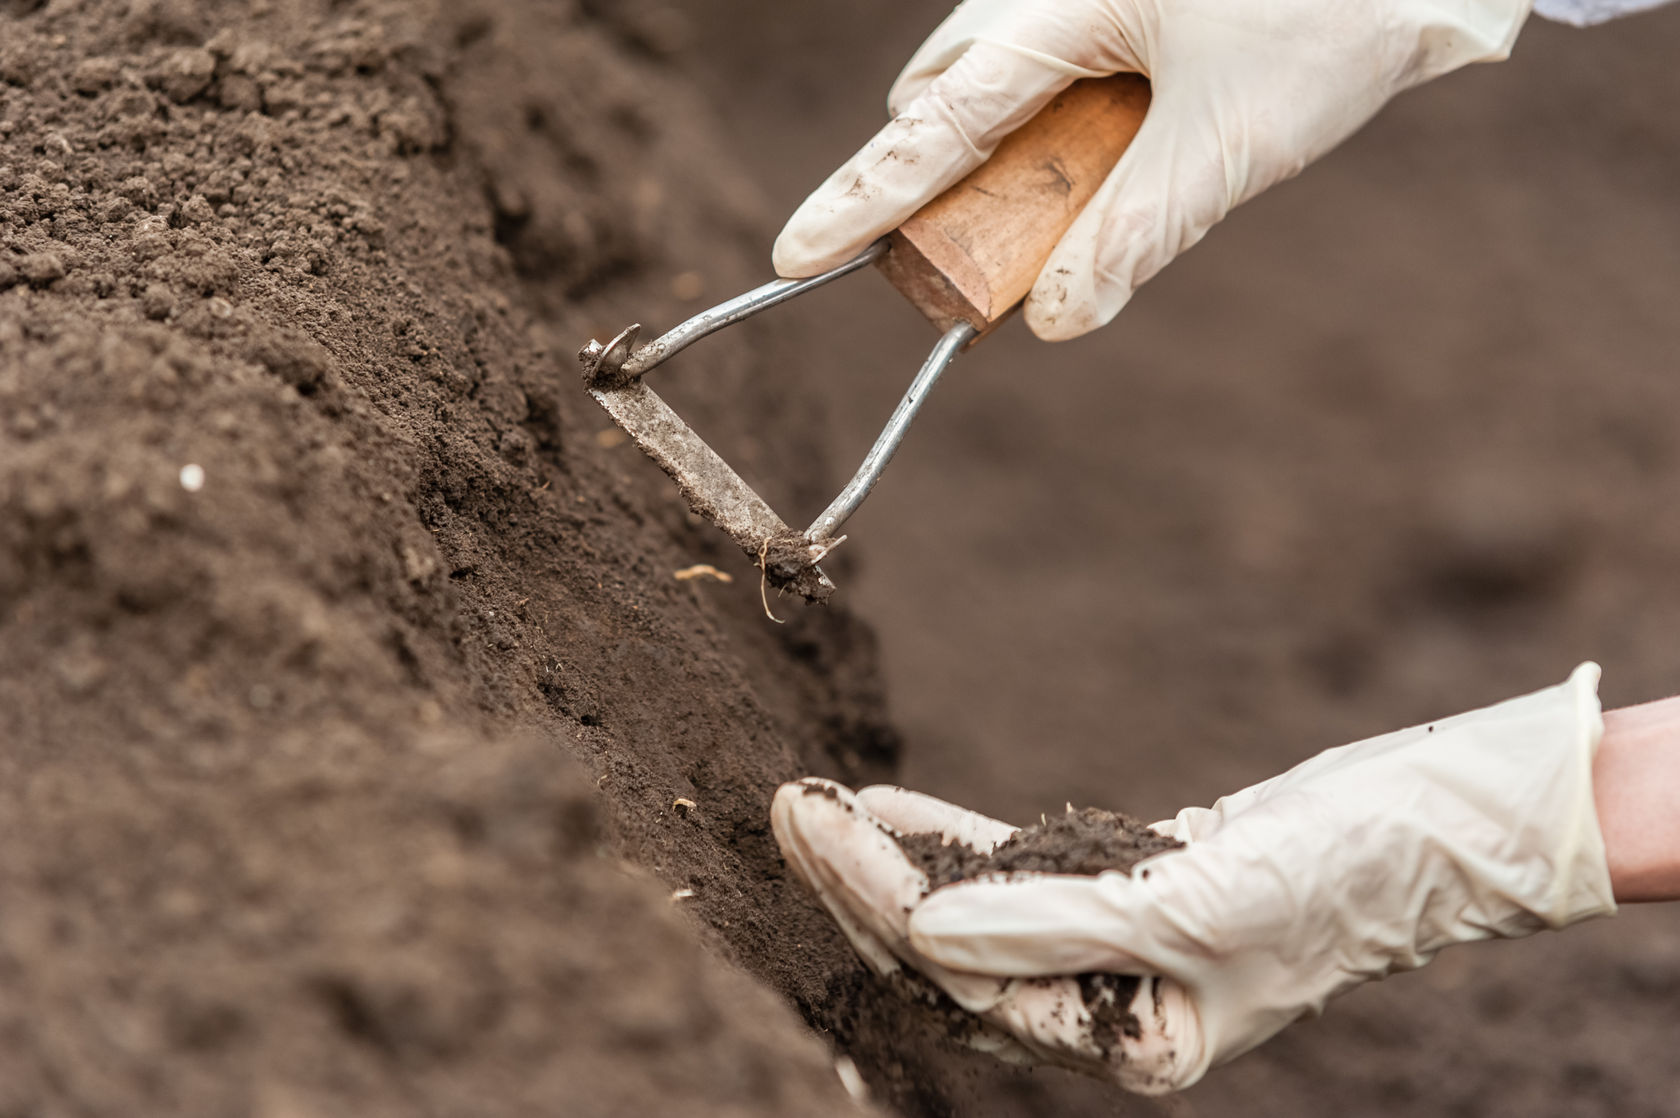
[0,1,913,1113]
[0,733,855,1116]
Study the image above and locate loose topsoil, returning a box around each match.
[901,808,1182,1059]
[901,807,1181,889]
[0,1,935,1115]
[11,1,1680,1117]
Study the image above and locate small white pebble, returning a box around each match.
[834,1055,870,1105]
[179,463,205,492]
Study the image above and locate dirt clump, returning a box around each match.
[900,807,1179,1059]
[902,806,1182,890]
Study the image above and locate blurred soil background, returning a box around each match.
[678,0,1680,1115]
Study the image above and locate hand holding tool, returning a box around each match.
[775,0,1534,341]
[582,76,1150,602]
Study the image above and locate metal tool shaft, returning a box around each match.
[580,241,971,602]
[804,321,976,544]
[620,241,890,381]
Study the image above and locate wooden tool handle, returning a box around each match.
[875,74,1151,339]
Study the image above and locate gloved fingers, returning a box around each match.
[978,970,1200,1093]
[916,971,1160,1084]
[909,868,1201,978]
[886,0,1136,111]
[773,39,1089,279]
[887,0,1022,112]
[771,779,923,958]
[909,874,1215,1091]
[855,785,1019,853]
[774,780,1199,1089]
[895,921,1194,1090]
[772,778,1017,1011]
[772,781,906,978]
[1025,91,1236,340]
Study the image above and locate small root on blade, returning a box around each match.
[757,538,785,625]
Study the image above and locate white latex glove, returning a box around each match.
[774,0,1534,340]
[773,664,1616,1094]
[772,780,1197,1091]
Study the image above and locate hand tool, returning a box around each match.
[580,75,1150,603]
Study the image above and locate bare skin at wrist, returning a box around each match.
[1596,697,1680,903]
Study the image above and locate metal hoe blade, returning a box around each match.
[582,368,838,601]
[579,242,971,603]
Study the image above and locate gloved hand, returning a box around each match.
[772,779,1197,1091]
[774,0,1535,340]
[772,663,1616,1093]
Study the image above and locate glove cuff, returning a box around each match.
[1402,0,1536,78]
[1538,661,1619,929]
[1405,661,1616,958]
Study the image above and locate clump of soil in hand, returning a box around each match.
[900,806,1182,889]
[899,807,1183,1059]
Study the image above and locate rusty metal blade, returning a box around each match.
[587,380,835,603]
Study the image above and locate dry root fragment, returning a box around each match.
[673,564,732,584]
[756,538,786,625]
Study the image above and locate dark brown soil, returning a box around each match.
[0,732,854,1117]
[900,807,1180,1060]
[0,1,904,1114]
[901,806,1183,890]
[13,0,1680,1115]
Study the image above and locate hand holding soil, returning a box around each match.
[772,778,1199,1093]
[774,664,1620,1094]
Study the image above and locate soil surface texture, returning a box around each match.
[902,807,1181,890]
[11,0,1680,1116]
[0,1,906,1115]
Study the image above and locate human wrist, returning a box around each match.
[1596,695,1680,902]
